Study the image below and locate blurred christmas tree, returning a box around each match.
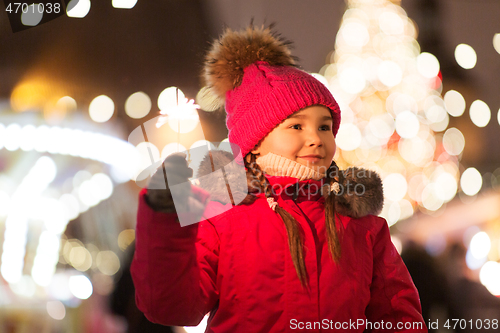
[318,0,465,225]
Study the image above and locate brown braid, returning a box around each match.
[244,153,308,286]
[324,161,342,261]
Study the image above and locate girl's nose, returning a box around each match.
[306,131,323,147]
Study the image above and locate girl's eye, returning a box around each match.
[319,125,331,131]
[290,124,301,130]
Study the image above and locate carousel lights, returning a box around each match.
[1,156,57,284]
[9,275,36,298]
[4,123,22,151]
[0,122,140,179]
[32,231,62,286]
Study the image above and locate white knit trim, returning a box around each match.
[256,153,325,181]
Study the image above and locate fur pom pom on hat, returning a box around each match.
[198,25,341,158]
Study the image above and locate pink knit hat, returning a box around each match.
[198,26,341,158]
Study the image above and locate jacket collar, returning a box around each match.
[196,149,384,218]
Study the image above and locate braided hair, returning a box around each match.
[243,153,342,286]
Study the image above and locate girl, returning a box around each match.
[131,26,426,332]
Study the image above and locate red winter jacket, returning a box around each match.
[131,174,426,332]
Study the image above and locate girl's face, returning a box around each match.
[251,105,337,174]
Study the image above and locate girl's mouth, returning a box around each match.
[298,155,323,163]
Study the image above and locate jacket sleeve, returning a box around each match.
[365,217,427,333]
[131,188,220,326]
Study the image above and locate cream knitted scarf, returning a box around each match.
[256,152,326,181]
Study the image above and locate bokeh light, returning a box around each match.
[69,275,93,299]
[460,167,482,196]
[66,0,91,18]
[158,87,185,112]
[125,92,152,119]
[378,61,403,87]
[167,114,200,133]
[118,229,135,251]
[112,0,137,9]
[383,173,407,201]
[341,20,369,48]
[90,173,113,201]
[5,123,22,151]
[136,141,161,171]
[443,90,466,117]
[20,124,36,151]
[469,100,491,127]
[69,246,92,271]
[379,11,404,35]
[335,123,362,151]
[9,275,36,298]
[161,143,187,160]
[89,95,114,123]
[434,171,458,202]
[466,248,487,270]
[479,261,500,296]
[416,52,440,78]
[442,128,465,156]
[46,301,66,320]
[469,231,491,259]
[339,67,366,94]
[454,44,477,69]
[96,251,120,276]
[494,33,500,55]
[56,96,77,113]
[421,183,444,211]
[395,111,419,139]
